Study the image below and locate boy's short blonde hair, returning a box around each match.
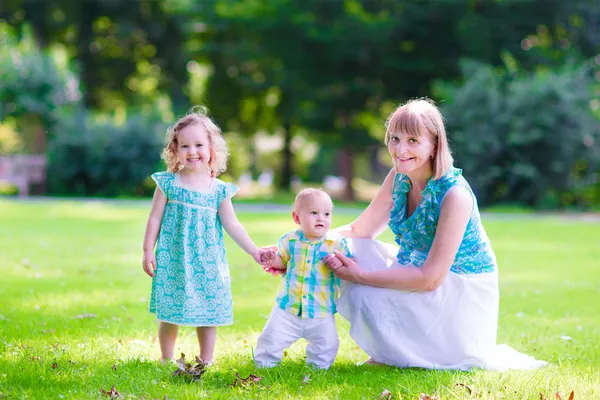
[293,188,332,211]
[161,106,228,176]
[385,98,454,180]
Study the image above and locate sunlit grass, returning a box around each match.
[0,199,599,399]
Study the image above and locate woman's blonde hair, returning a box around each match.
[384,98,453,180]
[161,106,228,176]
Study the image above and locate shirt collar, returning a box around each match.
[292,229,327,245]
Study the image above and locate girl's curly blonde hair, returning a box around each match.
[161,106,228,177]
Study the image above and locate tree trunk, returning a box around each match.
[20,114,46,154]
[278,122,293,191]
[338,147,354,201]
[77,1,99,108]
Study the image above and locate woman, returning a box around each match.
[323,98,546,370]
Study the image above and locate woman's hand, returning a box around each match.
[324,251,363,283]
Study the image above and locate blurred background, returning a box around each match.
[1,0,599,209]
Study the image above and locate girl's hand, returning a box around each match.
[324,251,362,282]
[251,248,271,265]
[259,249,277,266]
[142,251,156,277]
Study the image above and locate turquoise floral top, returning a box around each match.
[389,168,496,274]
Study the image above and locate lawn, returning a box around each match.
[0,199,599,399]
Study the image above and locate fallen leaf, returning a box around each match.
[230,373,263,388]
[568,391,574,400]
[419,395,438,400]
[72,313,96,319]
[100,385,121,398]
[112,365,117,371]
[171,353,208,382]
[455,383,474,396]
[378,389,393,399]
[52,362,58,369]
[302,375,310,385]
[540,393,547,400]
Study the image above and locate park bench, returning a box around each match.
[0,154,47,197]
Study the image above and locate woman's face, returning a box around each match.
[387,131,435,176]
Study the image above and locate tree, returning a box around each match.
[2,0,190,111]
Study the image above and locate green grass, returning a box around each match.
[0,199,599,399]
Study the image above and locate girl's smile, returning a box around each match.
[177,125,212,172]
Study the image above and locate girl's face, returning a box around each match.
[176,125,212,173]
[387,131,435,177]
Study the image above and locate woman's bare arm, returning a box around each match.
[329,185,473,291]
[336,168,396,239]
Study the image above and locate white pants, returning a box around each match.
[254,306,339,369]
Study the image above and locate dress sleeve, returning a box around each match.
[277,233,291,264]
[151,172,172,198]
[218,181,239,205]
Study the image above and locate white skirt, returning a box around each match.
[337,238,547,371]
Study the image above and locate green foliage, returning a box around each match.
[0,23,80,129]
[46,109,166,197]
[439,60,600,208]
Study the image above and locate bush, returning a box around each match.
[47,109,167,197]
[437,60,600,208]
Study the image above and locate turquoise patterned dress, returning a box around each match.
[336,167,546,370]
[389,167,496,274]
[149,172,238,326]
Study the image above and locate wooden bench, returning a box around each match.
[0,154,47,197]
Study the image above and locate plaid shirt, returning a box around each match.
[275,229,352,319]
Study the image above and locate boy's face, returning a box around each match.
[292,194,333,240]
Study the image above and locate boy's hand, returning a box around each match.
[323,254,343,270]
[262,265,286,276]
[142,251,156,277]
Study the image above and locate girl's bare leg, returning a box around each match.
[158,322,179,362]
[196,326,217,364]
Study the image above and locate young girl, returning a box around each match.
[142,107,267,364]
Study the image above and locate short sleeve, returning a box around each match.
[277,233,292,264]
[337,237,353,258]
[151,172,173,198]
[218,181,239,205]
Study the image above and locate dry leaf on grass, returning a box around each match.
[455,383,474,396]
[378,389,393,399]
[171,353,208,382]
[419,394,438,400]
[100,385,121,398]
[230,373,263,388]
[555,391,575,400]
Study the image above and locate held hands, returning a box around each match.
[251,248,273,265]
[142,251,156,277]
[323,251,362,282]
